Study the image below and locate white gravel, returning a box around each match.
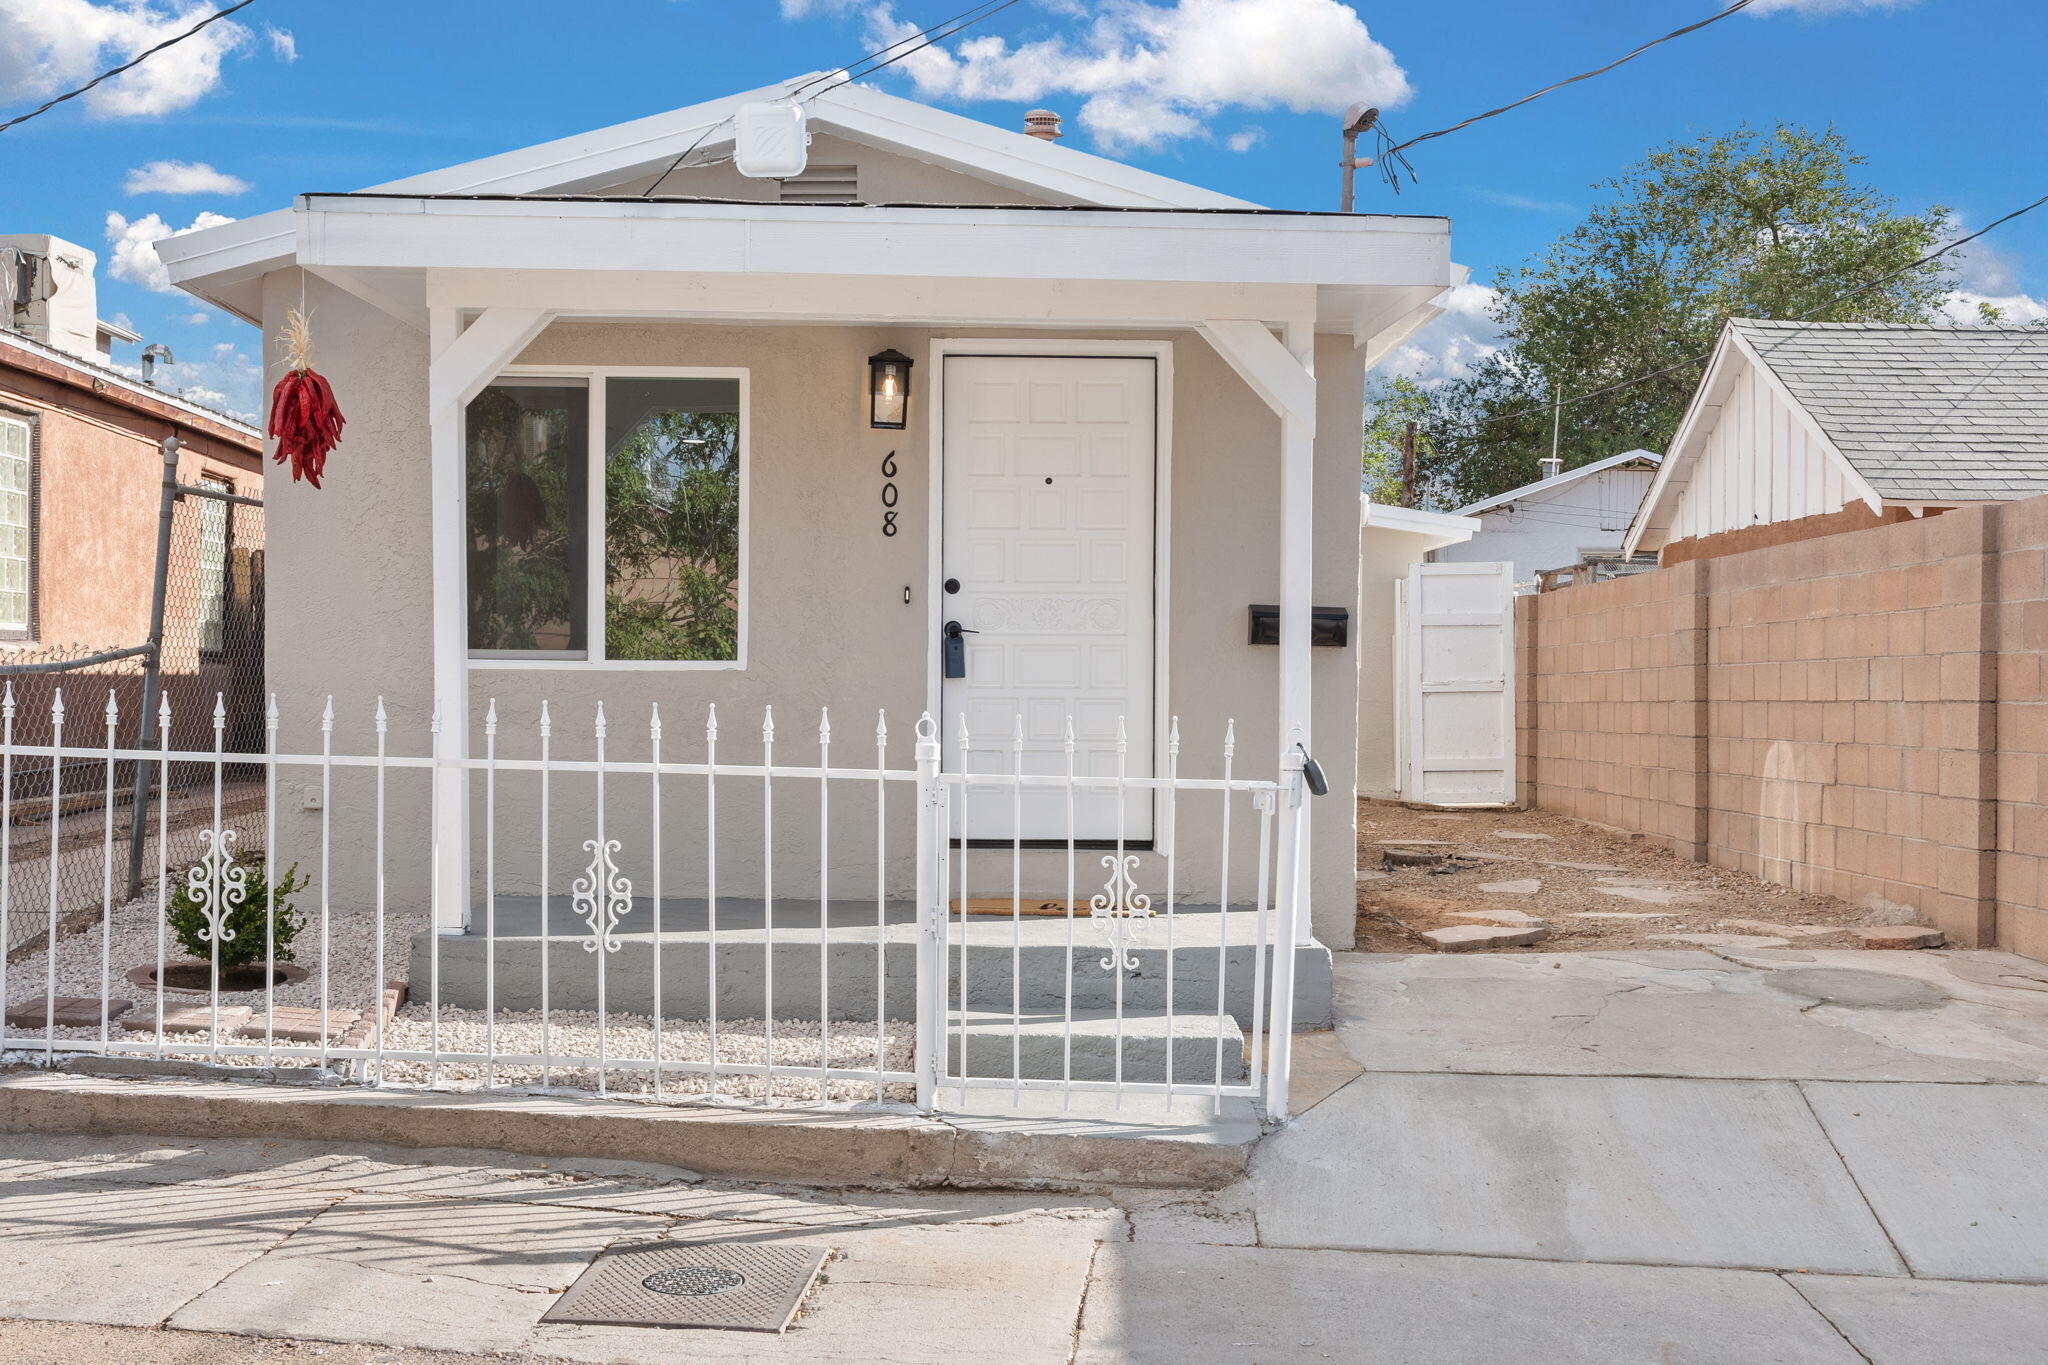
[4,878,912,1105]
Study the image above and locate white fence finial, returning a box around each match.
[875,709,888,745]
[1224,718,1237,758]
[706,702,718,742]
[762,705,775,744]
[1,680,11,719]
[648,701,662,739]
[105,688,119,724]
[485,698,498,733]
[539,699,552,737]
[320,695,334,731]
[819,707,831,746]
[213,691,225,725]
[1115,715,1128,752]
[594,700,607,739]
[265,692,279,727]
[374,696,388,732]
[160,691,172,726]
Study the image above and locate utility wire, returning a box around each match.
[1381,0,1757,162]
[0,0,259,135]
[1438,187,2048,435]
[643,0,1022,196]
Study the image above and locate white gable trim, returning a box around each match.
[1623,325,1881,558]
[1453,448,1661,518]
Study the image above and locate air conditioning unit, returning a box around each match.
[734,102,810,180]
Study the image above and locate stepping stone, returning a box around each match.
[1478,879,1542,896]
[1651,933,1792,950]
[1540,859,1629,873]
[3,996,130,1029]
[121,1004,253,1035]
[1421,924,1549,952]
[1570,911,1677,920]
[1376,839,1453,846]
[1594,886,1691,906]
[1446,909,1545,926]
[1493,832,1553,841]
[1418,814,1470,822]
[1852,926,1945,950]
[1719,919,1844,939]
[1356,870,1392,883]
[241,1008,362,1042]
[1383,849,1445,868]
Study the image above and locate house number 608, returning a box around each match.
[881,451,899,537]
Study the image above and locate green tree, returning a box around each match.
[1433,124,1952,504]
[1362,375,1454,507]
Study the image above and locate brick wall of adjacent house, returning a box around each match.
[1518,494,2048,959]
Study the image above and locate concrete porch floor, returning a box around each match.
[4,945,2048,1361]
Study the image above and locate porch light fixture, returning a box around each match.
[868,349,913,429]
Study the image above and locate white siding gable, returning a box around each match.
[1434,462,1656,585]
[1665,353,1862,545]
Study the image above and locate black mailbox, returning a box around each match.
[1247,605,1349,648]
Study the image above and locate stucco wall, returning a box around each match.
[261,272,1365,945]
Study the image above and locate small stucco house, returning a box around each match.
[1433,449,1659,589]
[1628,320,2048,565]
[157,75,1459,986]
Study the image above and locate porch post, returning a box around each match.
[1277,323,1316,949]
[426,305,553,933]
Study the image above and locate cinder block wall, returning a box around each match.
[1519,496,2048,959]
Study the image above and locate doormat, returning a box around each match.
[542,1240,830,1333]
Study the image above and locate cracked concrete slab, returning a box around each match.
[1802,1082,2048,1283]
[1789,1274,2048,1363]
[1249,1072,1904,1274]
[1073,1244,1863,1364]
[1338,951,2048,1081]
[0,1179,335,1326]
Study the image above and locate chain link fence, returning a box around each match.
[2,473,264,959]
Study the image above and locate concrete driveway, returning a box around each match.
[4,945,2048,1362]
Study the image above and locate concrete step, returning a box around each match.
[949,1009,1248,1086]
[410,897,1334,1030]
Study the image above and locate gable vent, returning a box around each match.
[778,166,860,205]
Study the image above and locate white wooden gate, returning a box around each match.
[1394,561,1515,805]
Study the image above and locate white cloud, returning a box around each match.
[1384,283,1504,386]
[103,208,236,292]
[1938,291,2048,327]
[122,159,251,195]
[780,0,863,13]
[1472,188,1577,216]
[0,0,251,120]
[1226,125,1266,153]
[183,311,209,324]
[850,0,1410,151]
[265,23,295,62]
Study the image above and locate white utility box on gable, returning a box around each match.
[733,102,810,180]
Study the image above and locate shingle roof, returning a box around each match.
[1732,319,2048,503]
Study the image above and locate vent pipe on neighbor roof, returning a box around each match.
[1023,109,1063,142]
[1538,456,1564,481]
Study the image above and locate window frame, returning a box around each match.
[194,472,235,656]
[0,406,38,643]
[467,364,750,672]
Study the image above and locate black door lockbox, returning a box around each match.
[943,619,975,679]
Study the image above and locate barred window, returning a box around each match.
[0,414,30,634]
[197,474,231,652]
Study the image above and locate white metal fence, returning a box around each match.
[0,686,1309,1120]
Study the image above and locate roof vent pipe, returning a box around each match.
[1537,455,1564,481]
[1023,109,1063,142]
[141,342,173,387]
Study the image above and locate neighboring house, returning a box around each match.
[0,234,262,670]
[1432,449,1661,589]
[157,74,1459,983]
[1628,320,2048,565]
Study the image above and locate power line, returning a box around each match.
[0,0,259,136]
[643,0,1023,196]
[1438,187,2048,435]
[1381,0,1757,163]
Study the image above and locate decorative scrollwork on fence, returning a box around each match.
[1089,853,1153,972]
[185,827,248,945]
[573,838,632,954]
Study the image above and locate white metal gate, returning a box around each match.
[1394,561,1516,805]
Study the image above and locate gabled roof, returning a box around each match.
[160,74,1258,321]
[1452,448,1661,518]
[1728,319,2048,502]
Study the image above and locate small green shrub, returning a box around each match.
[166,860,309,969]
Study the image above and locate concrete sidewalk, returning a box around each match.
[3,947,2047,1361]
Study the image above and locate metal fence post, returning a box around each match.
[1265,738,1308,1122]
[123,434,181,900]
[913,712,943,1111]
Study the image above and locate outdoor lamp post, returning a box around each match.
[869,349,913,429]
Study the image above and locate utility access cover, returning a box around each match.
[543,1240,830,1333]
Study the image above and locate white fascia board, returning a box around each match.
[1363,499,1481,550]
[1623,328,1743,558]
[298,198,1453,293]
[1455,447,1663,518]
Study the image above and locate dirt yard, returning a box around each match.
[1355,799,1928,953]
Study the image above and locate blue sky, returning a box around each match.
[3,0,2041,419]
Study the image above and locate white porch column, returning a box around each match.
[1197,319,1317,949]
[426,305,553,933]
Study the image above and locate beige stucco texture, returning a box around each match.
[260,272,1364,946]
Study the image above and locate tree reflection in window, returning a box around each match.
[603,378,740,662]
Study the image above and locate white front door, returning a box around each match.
[942,354,1157,841]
